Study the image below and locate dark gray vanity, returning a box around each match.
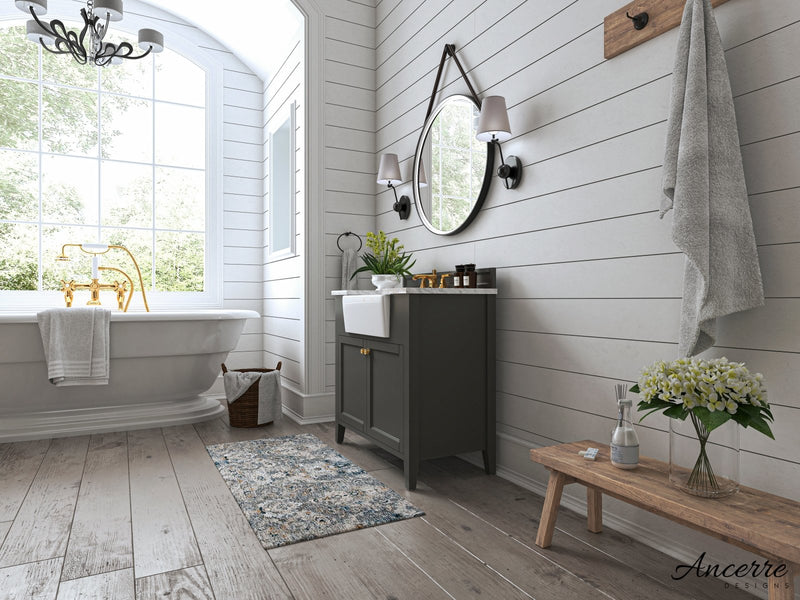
[333,283,496,490]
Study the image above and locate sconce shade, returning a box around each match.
[377,153,402,185]
[418,160,428,187]
[476,95,512,142]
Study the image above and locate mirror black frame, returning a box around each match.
[412,94,495,236]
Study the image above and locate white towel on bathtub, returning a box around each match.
[223,370,282,425]
[37,307,111,386]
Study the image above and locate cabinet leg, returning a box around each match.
[336,424,345,444]
[404,460,418,491]
[482,447,496,475]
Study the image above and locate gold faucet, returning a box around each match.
[412,269,437,288]
[438,273,452,288]
[56,243,150,312]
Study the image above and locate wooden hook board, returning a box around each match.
[604,0,732,59]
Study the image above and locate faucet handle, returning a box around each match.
[438,273,452,288]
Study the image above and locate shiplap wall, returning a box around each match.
[0,1,265,370]
[263,35,306,393]
[318,0,378,396]
[373,0,800,579]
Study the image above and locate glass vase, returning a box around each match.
[669,414,740,498]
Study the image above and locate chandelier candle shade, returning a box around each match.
[16,0,164,67]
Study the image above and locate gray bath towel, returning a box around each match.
[341,247,358,290]
[661,0,764,357]
[223,370,282,425]
[37,307,111,386]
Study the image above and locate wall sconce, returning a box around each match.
[476,96,522,190]
[377,153,410,220]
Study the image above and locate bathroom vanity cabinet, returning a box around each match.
[333,287,496,490]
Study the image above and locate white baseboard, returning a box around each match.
[208,382,334,424]
[460,431,785,600]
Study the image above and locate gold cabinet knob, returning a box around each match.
[360,348,371,356]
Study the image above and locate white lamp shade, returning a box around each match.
[94,0,123,21]
[377,153,402,185]
[476,95,512,142]
[16,0,47,16]
[138,28,164,53]
[25,19,54,45]
[418,160,428,187]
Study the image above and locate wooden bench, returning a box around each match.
[530,440,800,600]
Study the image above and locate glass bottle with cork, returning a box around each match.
[610,383,639,469]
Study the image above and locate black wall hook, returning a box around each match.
[626,11,649,30]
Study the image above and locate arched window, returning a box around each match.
[0,20,218,308]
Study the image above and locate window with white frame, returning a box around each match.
[0,20,215,306]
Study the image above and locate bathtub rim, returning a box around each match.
[0,309,260,324]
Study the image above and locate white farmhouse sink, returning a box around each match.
[342,295,390,338]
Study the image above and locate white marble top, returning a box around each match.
[331,288,497,295]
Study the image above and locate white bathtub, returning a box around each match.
[0,309,259,442]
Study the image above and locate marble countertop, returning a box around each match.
[331,287,497,295]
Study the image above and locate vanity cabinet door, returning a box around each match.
[365,339,403,452]
[338,335,367,432]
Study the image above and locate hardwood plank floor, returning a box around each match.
[62,433,132,581]
[163,424,292,600]
[56,568,135,600]
[127,428,202,578]
[0,521,10,547]
[0,439,50,521]
[269,526,453,599]
[0,557,62,600]
[0,417,759,599]
[135,565,213,600]
[0,437,88,568]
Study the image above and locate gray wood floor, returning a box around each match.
[0,415,751,600]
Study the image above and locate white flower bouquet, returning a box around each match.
[631,357,773,493]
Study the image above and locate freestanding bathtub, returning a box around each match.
[0,309,259,442]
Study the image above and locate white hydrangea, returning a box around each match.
[636,356,767,415]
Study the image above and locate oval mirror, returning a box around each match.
[413,94,494,236]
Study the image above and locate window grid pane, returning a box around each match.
[0,21,207,295]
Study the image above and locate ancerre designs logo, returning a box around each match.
[672,552,790,592]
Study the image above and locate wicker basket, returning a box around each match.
[221,362,282,428]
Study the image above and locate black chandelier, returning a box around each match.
[16,0,164,67]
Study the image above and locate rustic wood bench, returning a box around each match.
[530,440,800,600]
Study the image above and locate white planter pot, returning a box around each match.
[371,274,402,289]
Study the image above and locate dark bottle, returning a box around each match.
[465,263,477,288]
[454,264,465,287]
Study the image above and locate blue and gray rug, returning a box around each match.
[206,433,423,549]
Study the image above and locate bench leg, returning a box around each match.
[769,562,796,600]
[535,471,568,548]
[587,487,602,534]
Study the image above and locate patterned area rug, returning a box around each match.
[206,433,423,549]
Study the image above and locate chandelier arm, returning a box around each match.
[28,6,57,37]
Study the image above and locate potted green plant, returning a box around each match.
[350,231,416,289]
[632,357,773,498]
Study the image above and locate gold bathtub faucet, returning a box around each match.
[56,243,150,312]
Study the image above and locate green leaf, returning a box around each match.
[746,415,775,439]
[692,406,732,433]
[663,403,688,419]
[629,383,640,394]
